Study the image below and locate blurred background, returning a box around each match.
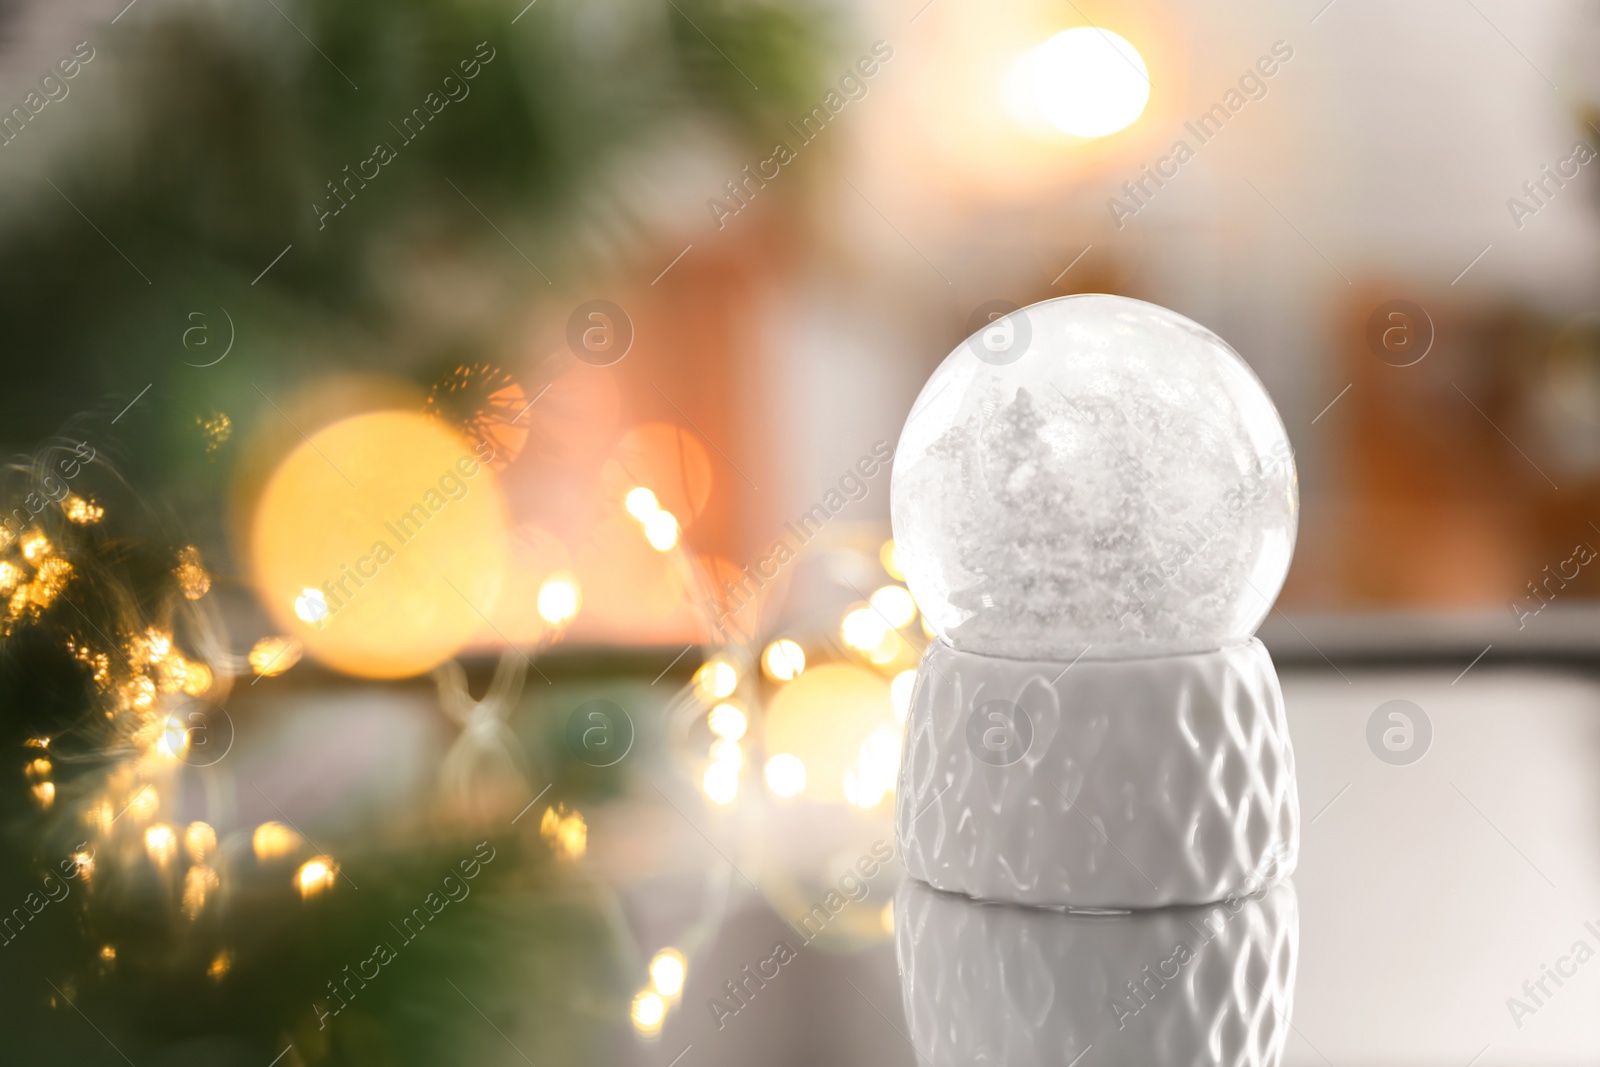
[1,0,1599,1064]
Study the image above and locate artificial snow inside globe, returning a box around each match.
[892,294,1301,909]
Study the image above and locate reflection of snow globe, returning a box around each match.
[892,295,1301,908]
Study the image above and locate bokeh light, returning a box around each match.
[707,702,748,741]
[1006,26,1150,138]
[702,762,739,805]
[537,573,582,627]
[295,856,339,896]
[649,948,686,997]
[251,410,510,679]
[761,639,806,682]
[694,660,738,700]
[869,586,917,628]
[764,753,807,798]
[765,665,895,803]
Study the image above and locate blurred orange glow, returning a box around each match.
[251,410,510,678]
[600,423,714,529]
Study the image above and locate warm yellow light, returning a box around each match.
[1007,26,1149,138]
[71,850,94,880]
[880,539,903,580]
[764,753,807,798]
[840,607,889,652]
[891,669,917,723]
[707,702,747,741]
[642,510,680,552]
[694,660,738,701]
[145,824,178,866]
[252,821,303,861]
[870,586,917,628]
[20,530,50,562]
[709,739,743,767]
[62,494,104,524]
[765,664,895,803]
[99,944,116,962]
[25,757,50,780]
[631,989,666,1034]
[537,574,581,626]
[296,856,339,896]
[624,487,660,521]
[701,762,739,805]
[249,636,301,677]
[175,546,211,600]
[251,410,511,679]
[183,864,219,918]
[540,804,588,861]
[32,781,54,808]
[155,716,190,760]
[880,902,895,934]
[295,587,328,623]
[649,948,687,997]
[867,630,903,665]
[207,951,232,980]
[126,786,159,823]
[185,822,217,864]
[181,661,213,696]
[761,639,806,682]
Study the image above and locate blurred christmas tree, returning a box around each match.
[0,0,830,1062]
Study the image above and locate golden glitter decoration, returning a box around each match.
[68,638,112,690]
[198,411,233,455]
[180,661,213,696]
[20,530,50,563]
[61,495,104,524]
[540,804,587,861]
[0,561,22,593]
[182,865,219,918]
[175,546,210,600]
[249,636,301,677]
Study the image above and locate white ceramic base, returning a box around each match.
[896,877,1300,1067]
[894,638,1299,909]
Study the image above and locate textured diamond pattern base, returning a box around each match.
[896,878,1300,1067]
[895,638,1299,909]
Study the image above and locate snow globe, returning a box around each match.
[891,294,1299,908]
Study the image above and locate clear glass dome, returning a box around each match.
[891,294,1297,661]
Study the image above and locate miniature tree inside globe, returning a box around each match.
[892,294,1302,910]
[892,294,1297,660]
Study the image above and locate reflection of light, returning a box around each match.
[650,949,686,997]
[156,716,190,760]
[297,857,339,896]
[921,614,938,638]
[252,821,302,860]
[870,586,917,628]
[841,607,888,651]
[695,660,738,700]
[710,739,743,767]
[183,864,219,918]
[708,703,747,741]
[181,661,213,696]
[881,902,894,934]
[631,989,666,1035]
[843,726,902,809]
[537,574,582,626]
[145,824,178,866]
[880,539,903,580]
[642,510,680,552]
[208,952,231,980]
[32,781,54,807]
[71,850,94,880]
[891,670,917,723]
[625,486,660,521]
[761,639,806,681]
[702,762,739,804]
[249,636,301,677]
[1006,27,1150,138]
[186,822,217,864]
[765,664,895,803]
[867,630,903,665]
[127,786,159,823]
[295,587,328,623]
[541,804,588,861]
[764,753,807,798]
